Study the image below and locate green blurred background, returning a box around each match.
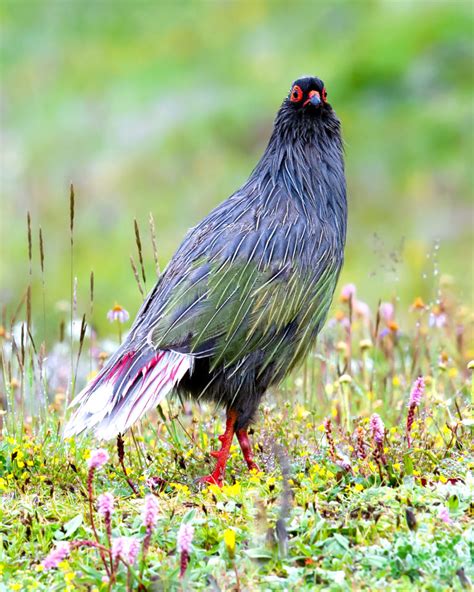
[1,0,473,340]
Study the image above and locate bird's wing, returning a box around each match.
[64,195,341,440]
[137,203,341,375]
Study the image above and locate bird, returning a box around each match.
[64,75,347,486]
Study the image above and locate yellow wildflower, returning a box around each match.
[448,367,458,379]
[295,404,310,420]
[223,529,236,558]
[411,297,425,310]
[222,482,241,497]
[58,560,70,570]
[207,483,221,496]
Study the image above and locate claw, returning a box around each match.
[247,460,259,472]
[196,473,222,487]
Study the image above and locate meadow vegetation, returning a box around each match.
[0,230,472,589]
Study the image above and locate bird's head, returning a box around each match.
[286,76,329,114]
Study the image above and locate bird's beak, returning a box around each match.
[308,90,321,107]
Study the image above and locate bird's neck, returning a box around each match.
[252,109,346,233]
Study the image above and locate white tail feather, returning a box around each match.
[63,350,193,440]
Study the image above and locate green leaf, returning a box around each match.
[332,533,350,551]
[55,513,83,540]
[245,548,274,560]
[448,495,459,512]
[182,508,196,523]
[403,453,413,476]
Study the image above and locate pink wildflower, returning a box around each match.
[379,302,394,322]
[97,492,114,517]
[335,456,352,472]
[408,376,425,407]
[177,523,194,554]
[340,283,356,302]
[437,506,453,525]
[354,299,370,319]
[87,448,109,470]
[41,541,71,570]
[86,449,110,571]
[142,494,159,529]
[370,413,384,445]
[112,536,140,564]
[111,538,123,560]
[370,413,387,467]
[339,284,370,320]
[354,426,368,459]
[177,522,194,578]
[324,417,337,461]
[142,494,159,560]
[406,376,425,447]
[107,304,129,324]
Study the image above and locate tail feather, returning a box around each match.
[63,348,193,440]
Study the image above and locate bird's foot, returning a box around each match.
[247,460,260,472]
[236,428,260,473]
[196,472,224,488]
[198,410,237,488]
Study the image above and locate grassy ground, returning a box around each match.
[0,278,472,591]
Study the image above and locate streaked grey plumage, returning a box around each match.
[64,75,347,484]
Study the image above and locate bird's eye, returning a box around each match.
[321,87,328,102]
[290,85,303,103]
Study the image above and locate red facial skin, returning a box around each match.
[290,85,327,107]
[290,84,304,103]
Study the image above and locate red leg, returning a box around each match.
[198,409,237,487]
[236,428,259,472]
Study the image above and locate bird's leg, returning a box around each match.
[236,428,259,472]
[198,408,237,487]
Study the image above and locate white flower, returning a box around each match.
[107,304,130,324]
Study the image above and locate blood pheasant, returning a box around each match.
[64,76,347,485]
